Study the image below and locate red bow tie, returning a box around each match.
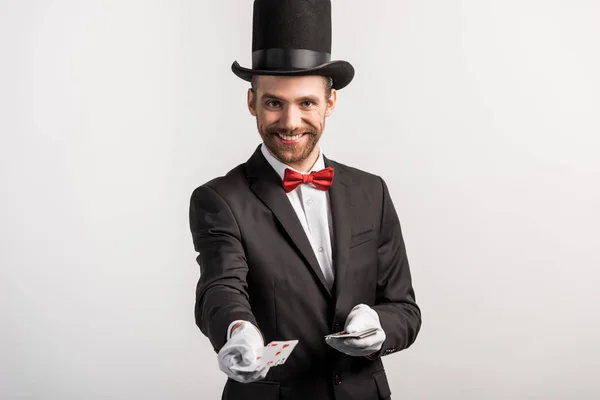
[282,167,334,193]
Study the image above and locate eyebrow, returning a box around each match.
[261,93,320,103]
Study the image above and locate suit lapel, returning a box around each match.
[324,156,352,301]
[246,146,332,297]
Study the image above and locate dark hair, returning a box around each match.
[250,75,334,101]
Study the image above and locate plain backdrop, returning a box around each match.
[1,0,599,399]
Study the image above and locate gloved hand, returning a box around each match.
[217,321,270,383]
[325,304,386,357]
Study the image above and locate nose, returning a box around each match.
[279,105,302,132]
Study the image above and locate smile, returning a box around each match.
[276,132,306,143]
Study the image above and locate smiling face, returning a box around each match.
[248,75,336,172]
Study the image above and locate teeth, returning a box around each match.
[278,133,303,141]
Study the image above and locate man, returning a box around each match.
[188,1,421,399]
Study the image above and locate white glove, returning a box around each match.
[325,304,386,357]
[217,321,270,383]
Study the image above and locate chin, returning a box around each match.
[274,148,304,162]
[263,132,320,162]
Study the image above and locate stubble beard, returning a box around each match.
[257,119,324,166]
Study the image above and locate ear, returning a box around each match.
[325,89,337,117]
[248,88,257,116]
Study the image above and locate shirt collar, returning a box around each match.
[260,142,325,181]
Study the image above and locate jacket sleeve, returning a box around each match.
[369,176,422,359]
[189,184,258,353]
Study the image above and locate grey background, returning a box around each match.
[1,0,599,399]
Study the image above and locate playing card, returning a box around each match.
[230,340,299,372]
[325,327,379,340]
[264,340,298,366]
[349,328,378,339]
[261,341,284,368]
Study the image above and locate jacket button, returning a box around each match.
[334,375,343,385]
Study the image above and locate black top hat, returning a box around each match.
[231,0,355,90]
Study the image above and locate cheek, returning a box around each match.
[257,110,278,126]
[305,111,325,127]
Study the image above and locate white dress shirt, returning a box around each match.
[227,142,335,339]
[260,143,335,290]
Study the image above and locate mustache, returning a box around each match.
[265,126,318,136]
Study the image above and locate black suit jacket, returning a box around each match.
[189,145,421,400]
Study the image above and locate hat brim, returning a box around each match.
[231,60,355,90]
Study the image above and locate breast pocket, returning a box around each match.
[349,226,377,248]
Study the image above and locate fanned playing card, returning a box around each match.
[229,340,298,372]
[262,340,298,367]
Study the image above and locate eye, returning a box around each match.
[301,101,316,108]
[265,100,281,108]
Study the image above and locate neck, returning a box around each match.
[287,149,320,172]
